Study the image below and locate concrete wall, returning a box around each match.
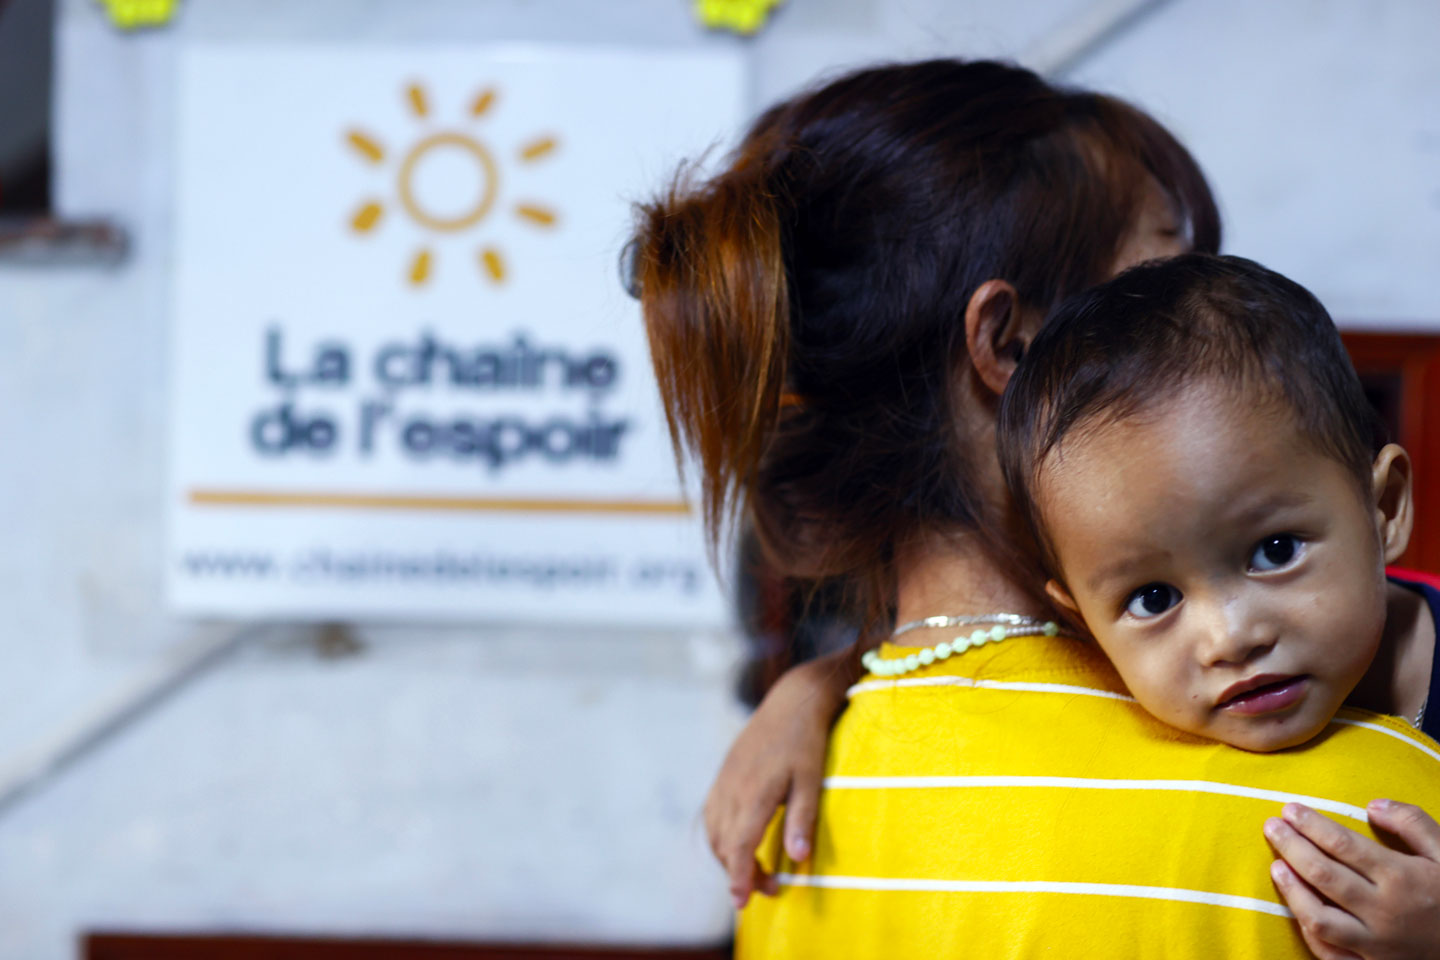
[0,1,1437,957]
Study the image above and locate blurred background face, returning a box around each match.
[1007,176,1191,375]
[3,1,1439,958]
[1109,178,1189,275]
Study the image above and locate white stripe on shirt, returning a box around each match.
[821,775,1369,822]
[1330,717,1440,763]
[847,677,1440,767]
[847,676,1136,700]
[775,873,1292,918]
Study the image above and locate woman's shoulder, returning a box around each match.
[833,636,1440,807]
[1313,705,1440,777]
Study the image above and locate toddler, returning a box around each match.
[712,254,1440,959]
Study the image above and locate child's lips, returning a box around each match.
[1216,674,1310,716]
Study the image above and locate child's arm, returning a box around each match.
[705,646,859,908]
[1264,799,1440,960]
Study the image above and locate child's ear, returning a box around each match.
[1371,444,1414,564]
[1045,579,1081,619]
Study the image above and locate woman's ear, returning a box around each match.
[1371,444,1414,563]
[965,279,1031,397]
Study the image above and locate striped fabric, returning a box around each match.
[737,635,1440,958]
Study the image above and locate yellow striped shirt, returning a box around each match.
[737,635,1440,958]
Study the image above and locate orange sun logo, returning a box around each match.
[345,82,559,287]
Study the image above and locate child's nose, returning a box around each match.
[1200,598,1278,666]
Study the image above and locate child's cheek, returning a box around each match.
[1093,632,1158,709]
[1131,651,1193,729]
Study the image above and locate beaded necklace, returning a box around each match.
[870,618,1435,730]
[869,614,1435,731]
[862,613,1067,677]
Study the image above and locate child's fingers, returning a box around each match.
[1281,803,1389,880]
[703,791,728,863]
[1270,861,1366,960]
[725,863,771,909]
[1264,816,1373,913]
[724,793,786,906]
[731,795,780,868]
[728,859,778,910]
[724,837,761,907]
[781,771,822,862]
[1368,798,1440,860]
[704,772,753,863]
[727,854,759,908]
[757,864,780,897]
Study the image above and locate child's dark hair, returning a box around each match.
[999,253,1387,579]
[632,59,1220,629]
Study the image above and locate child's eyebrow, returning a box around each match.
[1229,488,1315,520]
[1084,550,1172,595]
[1079,488,1317,596]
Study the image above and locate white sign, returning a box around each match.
[167,46,745,626]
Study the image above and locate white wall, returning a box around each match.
[1067,0,1440,326]
[1,1,1437,957]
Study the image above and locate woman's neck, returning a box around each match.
[891,531,1051,647]
[1350,580,1435,721]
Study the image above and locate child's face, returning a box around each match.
[1036,382,1409,752]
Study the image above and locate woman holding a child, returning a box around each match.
[631,60,1440,958]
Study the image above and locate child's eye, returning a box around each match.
[1250,534,1303,572]
[1125,583,1181,619]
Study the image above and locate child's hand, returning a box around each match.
[1264,799,1440,960]
[704,647,855,909]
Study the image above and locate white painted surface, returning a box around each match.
[1,0,1437,957]
[0,625,745,953]
[1067,0,1440,327]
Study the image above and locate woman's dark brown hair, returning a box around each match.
[632,58,1220,629]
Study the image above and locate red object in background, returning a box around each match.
[1342,332,1440,575]
[1388,566,1440,592]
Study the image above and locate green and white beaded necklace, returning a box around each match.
[861,613,1067,677]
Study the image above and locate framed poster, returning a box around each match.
[167,46,745,626]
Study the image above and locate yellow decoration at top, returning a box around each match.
[96,0,181,30]
[696,0,785,36]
